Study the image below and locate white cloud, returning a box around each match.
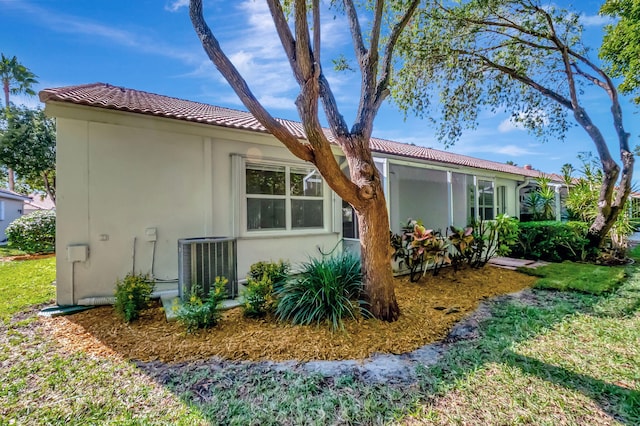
[498,117,525,133]
[165,0,189,12]
[497,111,549,133]
[7,1,201,65]
[579,13,614,27]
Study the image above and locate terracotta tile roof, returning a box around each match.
[40,83,553,180]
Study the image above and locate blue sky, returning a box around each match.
[1,0,637,177]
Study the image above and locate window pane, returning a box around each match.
[342,200,357,238]
[292,199,324,228]
[482,207,494,221]
[246,164,285,195]
[290,167,323,197]
[247,198,285,230]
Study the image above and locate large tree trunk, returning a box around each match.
[357,193,399,321]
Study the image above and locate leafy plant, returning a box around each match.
[5,210,55,254]
[276,252,365,331]
[523,176,556,221]
[242,260,290,317]
[448,226,474,270]
[247,260,290,293]
[176,277,227,332]
[564,154,636,257]
[510,221,594,262]
[390,219,450,282]
[468,214,519,267]
[114,273,154,323]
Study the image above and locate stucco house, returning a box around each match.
[0,188,30,243]
[40,83,561,306]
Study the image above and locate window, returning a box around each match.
[245,162,324,232]
[0,201,4,221]
[496,185,507,215]
[478,180,494,220]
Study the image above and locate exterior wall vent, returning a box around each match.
[178,237,238,300]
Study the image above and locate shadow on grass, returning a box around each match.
[129,273,640,424]
[411,273,640,425]
[505,352,640,424]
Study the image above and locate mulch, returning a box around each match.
[1,253,55,262]
[40,265,536,363]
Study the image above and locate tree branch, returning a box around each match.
[343,0,367,69]
[189,0,313,162]
[266,0,303,84]
[463,50,574,109]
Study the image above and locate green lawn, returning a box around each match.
[0,256,55,323]
[520,261,628,294]
[1,255,639,424]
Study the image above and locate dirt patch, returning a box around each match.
[41,265,536,363]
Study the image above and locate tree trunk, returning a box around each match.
[356,184,399,321]
[7,169,14,191]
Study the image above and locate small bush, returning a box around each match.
[247,260,290,293]
[176,277,227,332]
[510,221,595,262]
[276,252,365,331]
[242,260,290,318]
[114,273,154,323]
[5,210,56,254]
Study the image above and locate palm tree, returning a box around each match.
[0,54,38,190]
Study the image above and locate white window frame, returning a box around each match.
[477,179,495,221]
[240,158,331,237]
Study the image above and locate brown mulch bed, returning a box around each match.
[1,253,55,262]
[41,265,535,363]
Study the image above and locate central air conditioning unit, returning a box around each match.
[178,237,238,300]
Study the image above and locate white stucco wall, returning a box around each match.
[52,105,341,305]
[50,102,530,306]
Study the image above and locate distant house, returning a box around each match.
[0,188,30,243]
[23,193,55,215]
[40,83,562,306]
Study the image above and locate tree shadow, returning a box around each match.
[504,352,640,424]
[411,281,640,424]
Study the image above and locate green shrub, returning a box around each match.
[247,260,290,293]
[114,273,154,323]
[176,277,227,332]
[242,260,290,318]
[5,210,55,254]
[276,252,365,331]
[242,275,275,318]
[510,221,595,262]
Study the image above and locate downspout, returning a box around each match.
[515,179,532,219]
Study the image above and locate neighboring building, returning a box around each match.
[40,83,561,306]
[23,193,55,215]
[0,188,30,243]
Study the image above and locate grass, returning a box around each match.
[519,261,628,294]
[0,246,27,257]
[1,253,639,424]
[0,256,55,323]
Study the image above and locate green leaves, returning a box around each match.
[5,210,55,254]
[392,0,590,145]
[599,0,640,104]
[0,106,56,199]
[275,252,365,331]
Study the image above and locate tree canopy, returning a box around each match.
[392,0,633,248]
[0,106,56,203]
[599,0,640,104]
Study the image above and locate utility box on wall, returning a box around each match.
[67,244,89,263]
